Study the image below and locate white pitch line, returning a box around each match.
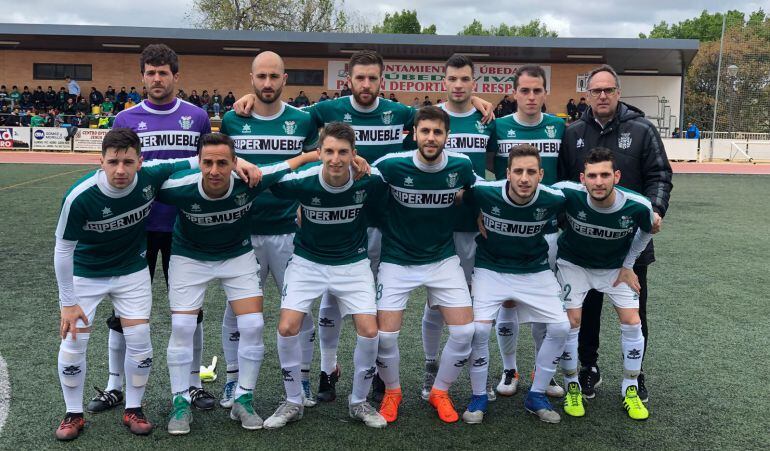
[0,354,9,435]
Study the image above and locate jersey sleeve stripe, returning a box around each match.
[55,175,98,239]
[277,165,321,182]
[161,172,200,190]
[260,161,290,175]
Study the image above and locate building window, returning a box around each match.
[33,63,93,81]
[286,69,324,86]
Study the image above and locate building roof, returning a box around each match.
[0,24,699,75]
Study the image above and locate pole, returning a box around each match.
[709,14,727,162]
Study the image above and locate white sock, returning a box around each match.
[318,293,342,374]
[276,332,303,405]
[299,311,315,382]
[620,323,645,395]
[376,331,401,390]
[531,322,569,393]
[189,318,203,389]
[106,328,125,392]
[469,322,492,396]
[351,334,379,404]
[531,322,547,354]
[221,303,239,382]
[58,332,90,413]
[421,304,444,363]
[560,326,580,387]
[433,323,474,391]
[496,306,519,371]
[167,314,197,401]
[123,323,153,409]
[234,313,264,398]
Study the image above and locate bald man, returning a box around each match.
[218,51,320,408]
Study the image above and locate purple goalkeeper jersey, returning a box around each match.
[114,98,211,232]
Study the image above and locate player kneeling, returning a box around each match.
[462,145,570,424]
[261,122,385,429]
[553,148,653,421]
[158,133,315,434]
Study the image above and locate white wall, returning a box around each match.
[618,75,682,132]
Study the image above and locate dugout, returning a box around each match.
[0,23,697,133]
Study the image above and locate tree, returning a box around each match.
[188,0,369,32]
[638,10,747,40]
[371,9,436,34]
[458,19,558,37]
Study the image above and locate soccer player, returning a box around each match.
[158,133,317,434]
[235,50,493,403]
[262,123,386,429]
[219,51,321,408]
[373,106,476,424]
[53,128,202,440]
[91,44,217,413]
[460,144,570,424]
[487,65,566,398]
[419,54,496,401]
[553,147,654,421]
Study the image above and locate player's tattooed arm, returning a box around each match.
[234,94,257,116]
[235,157,262,187]
[471,96,495,124]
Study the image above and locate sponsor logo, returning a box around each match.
[619,132,632,149]
[560,351,572,361]
[453,358,468,368]
[102,206,113,217]
[283,120,297,135]
[62,365,81,376]
[482,213,547,237]
[179,116,194,130]
[191,203,201,212]
[375,358,387,368]
[142,185,154,201]
[627,348,642,360]
[229,331,240,342]
[241,123,251,133]
[507,129,516,138]
[567,214,634,239]
[137,121,147,131]
[302,205,362,224]
[491,206,501,216]
[364,367,376,380]
[84,201,154,233]
[403,176,414,187]
[343,113,353,123]
[472,357,487,367]
[311,197,321,206]
[282,368,294,381]
[497,326,513,336]
[182,204,252,226]
[576,138,585,148]
[318,317,335,327]
[391,187,457,208]
[138,357,153,369]
[577,210,587,221]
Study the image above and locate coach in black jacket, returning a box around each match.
[557,64,673,402]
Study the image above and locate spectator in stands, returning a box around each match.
[498,94,513,115]
[33,86,45,109]
[115,87,129,112]
[494,103,504,117]
[20,86,33,109]
[63,97,77,115]
[223,91,236,112]
[19,108,31,126]
[567,98,578,121]
[105,85,116,100]
[9,86,21,105]
[200,90,211,113]
[412,97,420,108]
[76,97,90,115]
[177,88,188,101]
[211,89,223,118]
[389,93,399,103]
[141,87,148,99]
[97,111,115,128]
[340,85,352,96]
[44,108,56,127]
[295,90,309,107]
[188,89,202,107]
[576,96,588,117]
[65,76,80,101]
[30,109,46,127]
[45,86,56,109]
[5,107,20,126]
[671,127,680,138]
[0,104,9,125]
[89,87,104,106]
[128,86,141,104]
[333,92,340,100]
[318,91,330,102]
[56,87,68,109]
[686,122,700,139]
[287,97,295,106]
[0,85,7,102]
[422,95,432,106]
[379,92,385,98]
[101,96,115,115]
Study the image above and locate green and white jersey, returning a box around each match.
[465,181,565,274]
[375,150,476,265]
[220,103,319,236]
[441,105,495,232]
[55,158,194,278]
[305,96,416,163]
[491,113,565,184]
[553,181,654,269]
[270,166,385,266]
[157,162,291,261]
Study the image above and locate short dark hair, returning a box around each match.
[445,53,474,72]
[587,64,621,89]
[507,144,541,168]
[320,122,356,150]
[414,105,450,131]
[584,147,615,170]
[514,65,547,91]
[200,132,235,159]
[348,50,384,75]
[140,44,179,74]
[101,128,141,156]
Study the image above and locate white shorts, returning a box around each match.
[545,232,559,271]
[367,227,381,276]
[471,268,567,323]
[72,268,152,328]
[555,258,639,310]
[281,255,376,316]
[251,233,294,290]
[168,252,263,311]
[377,256,472,311]
[454,232,478,285]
